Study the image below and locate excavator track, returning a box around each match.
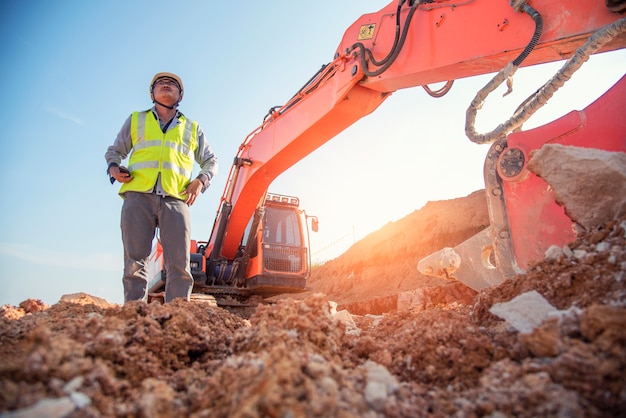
[148,288,266,319]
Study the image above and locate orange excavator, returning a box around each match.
[149,0,626,308]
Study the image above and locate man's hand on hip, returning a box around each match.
[182,179,203,206]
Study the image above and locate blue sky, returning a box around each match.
[0,1,624,306]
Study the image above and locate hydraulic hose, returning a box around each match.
[465,15,626,145]
[350,0,420,77]
[362,0,404,68]
[465,3,543,144]
[512,4,543,67]
[423,80,455,97]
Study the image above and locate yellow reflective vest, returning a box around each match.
[119,111,198,200]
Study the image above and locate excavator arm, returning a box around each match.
[208,0,625,269]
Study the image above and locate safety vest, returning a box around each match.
[119,110,198,200]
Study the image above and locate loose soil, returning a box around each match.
[1,190,624,417]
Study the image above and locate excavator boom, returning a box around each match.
[209,0,625,264]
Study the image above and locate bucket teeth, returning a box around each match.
[417,227,505,291]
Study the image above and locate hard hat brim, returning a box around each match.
[150,72,184,93]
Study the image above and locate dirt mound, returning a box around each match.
[1,194,625,417]
[302,190,488,314]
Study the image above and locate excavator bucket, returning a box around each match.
[419,74,626,291]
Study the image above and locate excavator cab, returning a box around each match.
[242,193,312,296]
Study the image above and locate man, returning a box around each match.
[105,72,218,303]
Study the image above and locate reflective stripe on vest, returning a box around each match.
[119,111,198,199]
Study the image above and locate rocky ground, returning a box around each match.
[0,190,625,417]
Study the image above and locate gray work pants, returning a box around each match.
[121,192,193,303]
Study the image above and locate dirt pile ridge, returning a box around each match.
[1,193,625,417]
[302,190,489,315]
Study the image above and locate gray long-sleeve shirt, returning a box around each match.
[105,108,218,194]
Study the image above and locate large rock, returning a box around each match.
[489,290,557,334]
[527,144,626,230]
